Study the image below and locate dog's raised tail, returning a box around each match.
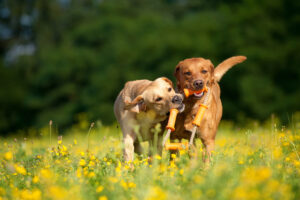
[214,56,247,82]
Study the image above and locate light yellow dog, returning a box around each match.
[114,77,184,161]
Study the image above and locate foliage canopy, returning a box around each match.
[0,0,299,134]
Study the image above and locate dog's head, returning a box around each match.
[174,56,247,98]
[127,77,184,115]
[174,58,214,92]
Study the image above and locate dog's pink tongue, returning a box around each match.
[194,92,204,97]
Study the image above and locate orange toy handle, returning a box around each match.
[165,142,188,150]
[183,88,192,98]
[166,109,179,131]
[183,88,207,98]
[192,104,208,127]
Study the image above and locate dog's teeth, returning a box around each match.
[194,92,204,97]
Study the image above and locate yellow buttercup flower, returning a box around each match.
[146,186,166,200]
[278,133,285,139]
[232,186,247,199]
[115,167,121,173]
[76,168,82,178]
[55,160,61,164]
[169,171,175,177]
[193,175,204,184]
[20,189,41,200]
[89,161,95,167]
[32,176,39,183]
[96,186,104,193]
[98,196,108,200]
[0,187,5,195]
[238,159,244,165]
[128,182,136,188]
[40,169,52,179]
[90,155,96,160]
[15,164,27,175]
[120,180,128,189]
[169,161,176,168]
[241,167,271,184]
[283,142,289,146]
[4,151,13,160]
[88,172,95,178]
[191,189,202,199]
[179,169,184,175]
[293,160,300,167]
[108,177,118,183]
[79,159,86,166]
[62,145,67,151]
[49,186,67,199]
[155,155,162,160]
[273,147,282,159]
[120,180,136,190]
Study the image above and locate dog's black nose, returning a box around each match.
[193,80,204,89]
[172,95,183,104]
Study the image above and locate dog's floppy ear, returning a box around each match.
[214,56,247,82]
[161,77,173,88]
[174,65,180,79]
[174,64,181,89]
[209,62,215,84]
[124,95,146,113]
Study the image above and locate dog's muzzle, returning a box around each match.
[177,103,185,113]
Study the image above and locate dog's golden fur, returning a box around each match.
[172,56,247,162]
[114,77,183,161]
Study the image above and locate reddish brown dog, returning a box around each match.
[172,56,247,163]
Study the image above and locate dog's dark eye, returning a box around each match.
[184,71,191,76]
[201,70,208,74]
[155,97,163,102]
[168,88,172,92]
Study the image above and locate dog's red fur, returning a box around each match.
[172,56,247,162]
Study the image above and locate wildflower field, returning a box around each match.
[0,120,299,200]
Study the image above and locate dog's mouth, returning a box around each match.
[166,104,185,116]
[193,91,205,99]
[177,103,185,113]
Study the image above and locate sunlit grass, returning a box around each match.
[0,119,299,200]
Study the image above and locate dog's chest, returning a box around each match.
[136,110,166,140]
[172,99,208,139]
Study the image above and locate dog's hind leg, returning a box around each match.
[134,141,143,155]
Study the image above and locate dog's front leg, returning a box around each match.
[203,139,215,163]
[123,133,135,162]
[198,123,217,164]
[156,134,163,156]
[200,133,215,164]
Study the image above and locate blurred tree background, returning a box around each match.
[0,0,299,135]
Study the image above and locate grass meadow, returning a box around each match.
[0,116,299,200]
